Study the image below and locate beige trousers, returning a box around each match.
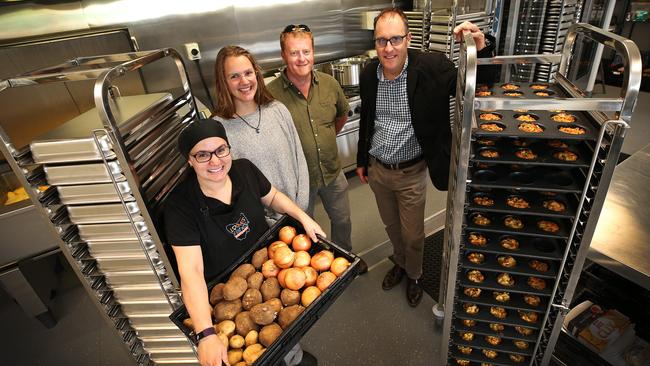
[368,158,428,279]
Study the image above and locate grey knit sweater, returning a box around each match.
[215,100,310,212]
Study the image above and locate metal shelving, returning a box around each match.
[0,49,200,365]
[439,23,641,366]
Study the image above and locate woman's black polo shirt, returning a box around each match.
[164,159,272,281]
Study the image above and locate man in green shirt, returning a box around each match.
[268,25,361,268]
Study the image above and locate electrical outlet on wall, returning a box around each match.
[184,42,201,60]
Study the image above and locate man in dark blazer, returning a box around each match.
[356,8,494,307]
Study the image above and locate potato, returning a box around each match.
[223,277,248,301]
[278,305,304,330]
[259,323,283,347]
[243,344,265,365]
[231,263,256,280]
[235,311,259,336]
[228,349,243,365]
[252,248,268,269]
[213,299,242,322]
[230,334,245,349]
[260,277,281,302]
[209,283,225,305]
[215,320,236,338]
[245,330,258,347]
[265,298,283,314]
[242,288,263,310]
[235,363,247,366]
[216,332,229,348]
[247,272,264,290]
[280,289,300,307]
[250,303,277,326]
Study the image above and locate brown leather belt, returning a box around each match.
[371,155,424,170]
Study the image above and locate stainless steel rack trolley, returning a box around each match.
[0,49,200,365]
[439,24,641,366]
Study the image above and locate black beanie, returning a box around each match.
[177,119,229,158]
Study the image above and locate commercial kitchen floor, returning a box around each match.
[2,85,649,366]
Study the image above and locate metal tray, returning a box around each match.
[103,269,167,287]
[86,237,156,255]
[466,189,577,219]
[118,299,173,314]
[460,251,558,279]
[78,219,149,241]
[453,319,538,342]
[456,299,544,329]
[57,182,135,204]
[67,202,141,224]
[460,270,553,297]
[465,211,571,239]
[450,347,528,366]
[29,93,172,163]
[473,110,598,141]
[471,139,592,168]
[111,283,175,302]
[45,161,125,186]
[129,114,183,170]
[458,287,547,312]
[131,324,187,339]
[469,165,585,193]
[128,312,179,327]
[452,333,533,356]
[462,231,564,261]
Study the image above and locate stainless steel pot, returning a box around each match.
[330,57,367,87]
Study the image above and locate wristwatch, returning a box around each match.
[195,326,216,344]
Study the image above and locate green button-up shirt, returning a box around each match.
[267,70,349,189]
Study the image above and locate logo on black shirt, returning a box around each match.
[227,213,251,241]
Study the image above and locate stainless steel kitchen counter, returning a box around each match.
[589,143,650,290]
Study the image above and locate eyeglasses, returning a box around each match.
[374,34,408,48]
[228,69,256,82]
[191,145,231,163]
[282,24,311,33]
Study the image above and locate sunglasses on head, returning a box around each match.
[282,24,311,33]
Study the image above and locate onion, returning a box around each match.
[310,250,334,271]
[284,268,306,291]
[273,246,295,269]
[291,234,312,252]
[262,259,279,278]
[277,269,289,288]
[316,271,336,291]
[278,226,297,244]
[301,286,322,307]
[268,241,287,260]
[293,251,311,268]
[302,266,318,287]
[330,257,350,276]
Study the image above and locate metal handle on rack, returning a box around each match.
[561,23,642,121]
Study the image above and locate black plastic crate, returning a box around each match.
[169,215,361,365]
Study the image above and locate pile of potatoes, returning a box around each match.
[182,226,351,366]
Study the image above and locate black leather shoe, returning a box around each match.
[382,264,404,290]
[406,277,423,307]
[356,258,369,275]
[298,350,318,366]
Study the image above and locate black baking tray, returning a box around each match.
[452,333,533,356]
[456,300,543,330]
[465,210,571,239]
[459,270,553,297]
[450,348,529,366]
[469,165,586,194]
[471,139,592,168]
[169,215,360,366]
[467,189,578,219]
[462,231,565,261]
[458,286,548,312]
[459,251,558,279]
[453,318,538,342]
[473,109,598,141]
